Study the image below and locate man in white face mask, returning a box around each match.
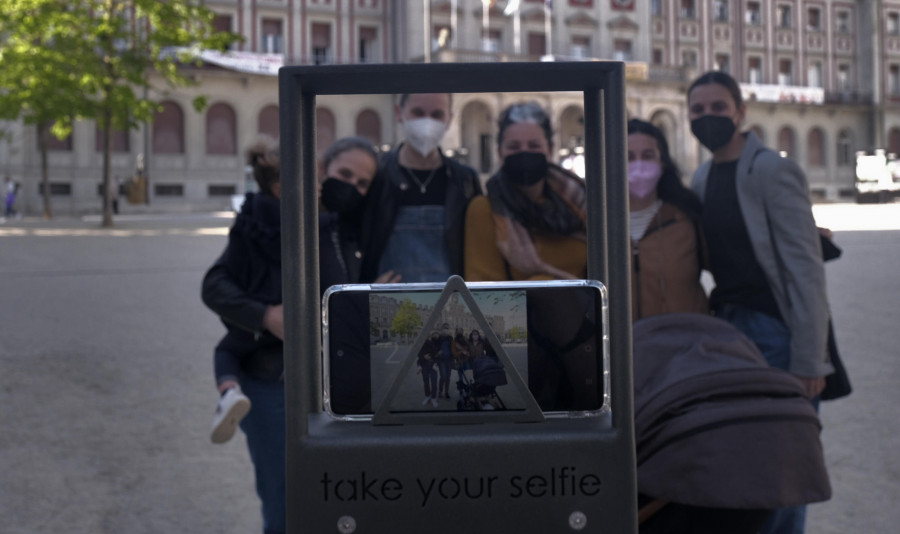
[360,93,482,283]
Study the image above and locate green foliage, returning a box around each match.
[391,299,423,339]
[0,0,240,135]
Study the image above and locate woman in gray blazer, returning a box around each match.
[686,70,833,534]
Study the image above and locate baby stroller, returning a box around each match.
[633,313,831,533]
[457,353,508,411]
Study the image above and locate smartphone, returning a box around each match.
[322,280,609,421]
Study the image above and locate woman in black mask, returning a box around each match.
[687,71,832,534]
[319,137,401,294]
[464,102,587,281]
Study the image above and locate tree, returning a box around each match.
[391,299,423,342]
[0,0,237,225]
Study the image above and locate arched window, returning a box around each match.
[355,109,382,145]
[748,124,765,144]
[807,127,825,167]
[888,127,900,157]
[38,123,73,151]
[95,125,130,153]
[777,126,795,157]
[206,102,237,155]
[153,100,184,154]
[316,107,336,159]
[837,129,854,166]
[258,104,279,140]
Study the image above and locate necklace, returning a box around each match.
[403,165,439,194]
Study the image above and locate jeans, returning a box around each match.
[239,373,286,534]
[378,205,451,283]
[716,304,807,534]
[421,365,437,398]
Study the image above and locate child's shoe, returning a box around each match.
[210,386,251,444]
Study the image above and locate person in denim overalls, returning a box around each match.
[360,93,482,284]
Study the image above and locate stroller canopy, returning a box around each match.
[633,313,831,509]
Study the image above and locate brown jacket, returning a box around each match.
[630,202,708,320]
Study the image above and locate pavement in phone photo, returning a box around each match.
[0,203,898,533]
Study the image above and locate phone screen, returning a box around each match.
[323,281,609,419]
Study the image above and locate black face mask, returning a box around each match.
[502,151,548,186]
[691,115,737,152]
[321,178,363,214]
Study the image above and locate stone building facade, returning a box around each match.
[4,0,900,214]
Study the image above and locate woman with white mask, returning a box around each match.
[627,118,708,320]
[359,93,482,283]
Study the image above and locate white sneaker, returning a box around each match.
[421,396,431,406]
[430,397,439,408]
[211,386,251,444]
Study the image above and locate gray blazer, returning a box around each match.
[691,131,833,377]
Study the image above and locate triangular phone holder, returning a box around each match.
[372,276,545,425]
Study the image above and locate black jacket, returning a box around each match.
[359,146,482,282]
[201,192,284,381]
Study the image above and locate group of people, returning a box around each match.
[416,325,498,410]
[200,70,835,534]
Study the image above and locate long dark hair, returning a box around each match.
[627,118,701,218]
[688,70,743,108]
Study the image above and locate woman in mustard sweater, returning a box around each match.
[464,102,587,281]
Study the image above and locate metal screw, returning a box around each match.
[337,515,357,534]
[569,511,588,531]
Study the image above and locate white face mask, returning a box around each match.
[402,117,448,157]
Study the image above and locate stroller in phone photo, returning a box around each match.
[457,353,508,411]
[633,313,832,534]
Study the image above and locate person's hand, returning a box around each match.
[374,270,402,284]
[795,374,826,399]
[817,226,834,240]
[494,216,575,280]
[263,304,285,340]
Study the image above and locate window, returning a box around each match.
[715,53,730,73]
[713,1,729,22]
[889,13,900,35]
[652,48,664,65]
[38,123,72,151]
[749,57,762,84]
[528,33,546,56]
[778,127,795,157]
[39,182,72,196]
[355,109,382,145]
[837,130,853,166]
[571,35,590,59]
[95,126,130,153]
[778,59,793,86]
[154,184,184,197]
[682,50,698,68]
[482,29,501,53]
[836,11,850,34]
[96,182,128,197]
[614,39,633,62]
[746,2,761,26]
[153,101,184,154]
[206,103,237,155]
[808,61,823,88]
[808,8,821,31]
[777,4,792,29]
[651,0,663,17]
[891,65,900,95]
[208,184,237,197]
[312,23,332,65]
[359,26,379,63]
[680,0,696,19]
[837,64,851,91]
[261,18,283,54]
[258,105,279,140]
[569,0,594,6]
[808,128,825,168]
[212,14,236,50]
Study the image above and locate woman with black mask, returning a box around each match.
[464,101,587,281]
[319,136,401,294]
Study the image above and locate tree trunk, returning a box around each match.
[101,101,113,228]
[39,123,53,219]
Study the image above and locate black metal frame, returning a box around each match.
[279,61,635,534]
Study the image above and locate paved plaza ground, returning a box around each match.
[0,204,898,533]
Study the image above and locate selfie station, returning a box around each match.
[279,62,635,533]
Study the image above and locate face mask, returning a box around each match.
[691,115,737,152]
[321,178,364,214]
[627,161,662,200]
[502,151,549,186]
[402,117,447,157]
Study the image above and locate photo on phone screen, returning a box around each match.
[323,281,609,420]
